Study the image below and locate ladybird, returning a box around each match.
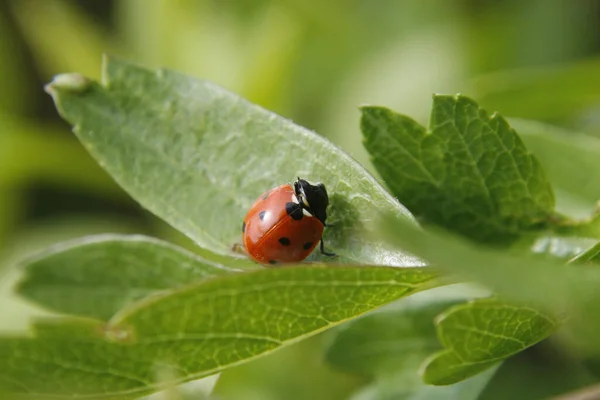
[242,177,335,265]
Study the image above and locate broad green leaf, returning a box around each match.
[510,118,600,213]
[361,95,555,243]
[422,298,559,385]
[16,234,246,320]
[46,56,419,266]
[0,266,438,399]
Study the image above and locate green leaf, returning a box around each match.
[0,266,438,399]
[325,288,476,378]
[325,286,496,399]
[422,298,559,385]
[45,55,418,266]
[16,234,246,320]
[361,95,555,243]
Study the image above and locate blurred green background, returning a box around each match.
[2,1,600,399]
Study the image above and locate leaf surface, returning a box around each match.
[325,292,463,378]
[46,57,419,265]
[422,298,559,385]
[0,266,438,399]
[16,234,245,320]
[361,95,555,242]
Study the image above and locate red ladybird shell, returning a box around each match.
[242,184,324,265]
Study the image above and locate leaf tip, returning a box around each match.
[44,73,93,97]
[419,351,447,385]
[358,104,377,113]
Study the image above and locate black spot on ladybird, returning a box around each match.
[242,221,246,233]
[303,241,313,250]
[259,211,266,220]
[269,260,277,265]
[285,202,303,220]
[279,237,291,246]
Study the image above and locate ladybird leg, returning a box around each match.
[231,243,247,255]
[320,239,336,257]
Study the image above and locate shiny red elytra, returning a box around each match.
[242,178,335,265]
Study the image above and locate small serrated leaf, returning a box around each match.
[361,95,555,243]
[422,298,559,385]
[16,234,246,320]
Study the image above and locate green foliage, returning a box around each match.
[325,288,499,399]
[46,56,418,266]
[3,51,600,399]
[3,2,600,399]
[17,234,244,320]
[422,298,559,385]
[381,214,600,354]
[361,95,555,243]
[325,296,454,378]
[2,266,436,399]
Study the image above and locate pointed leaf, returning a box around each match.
[0,266,439,399]
[16,235,245,320]
[45,56,418,265]
[422,298,559,385]
[361,95,555,243]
